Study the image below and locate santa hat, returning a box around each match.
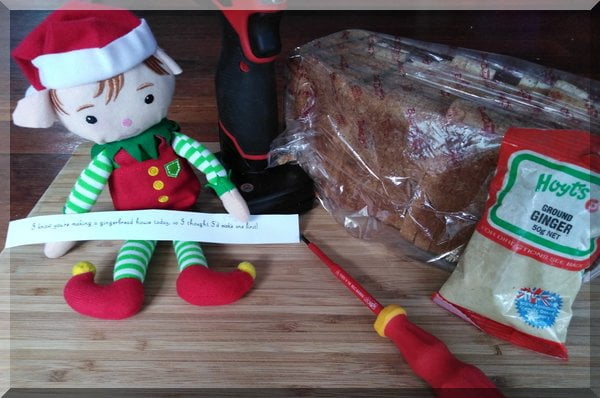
[12,1,158,90]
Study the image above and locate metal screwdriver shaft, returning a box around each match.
[300,234,384,315]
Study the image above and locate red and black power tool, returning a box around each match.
[213,0,314,214]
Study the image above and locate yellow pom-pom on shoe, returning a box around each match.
[72,261,96,276]
[237,261,256,280]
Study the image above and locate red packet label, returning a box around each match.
[478,128,600,271]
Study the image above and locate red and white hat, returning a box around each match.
[12,1,158,91]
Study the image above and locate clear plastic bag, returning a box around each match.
[271,29,599,273]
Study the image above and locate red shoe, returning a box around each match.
[176,262,255,306]
[63,262,144,320]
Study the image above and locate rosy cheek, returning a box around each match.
[121,118,133,128]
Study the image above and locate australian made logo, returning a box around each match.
[489,151,598,260]
[515,287,562,329]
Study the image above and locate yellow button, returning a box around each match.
[158,195,169,203]
[153,180,165,190]
[148,166,159,177]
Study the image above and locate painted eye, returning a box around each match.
[86,115,98,124]
[144,94,155,104]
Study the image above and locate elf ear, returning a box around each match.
[155,48,183,76]
[12,88,57,128]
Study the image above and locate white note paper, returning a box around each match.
[5,210,299,248]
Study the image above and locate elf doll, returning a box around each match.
[11,2,256,319]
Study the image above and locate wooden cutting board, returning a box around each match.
[1,143,595,396]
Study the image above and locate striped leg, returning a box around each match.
[173,240,207,271]
[113,240,157,282]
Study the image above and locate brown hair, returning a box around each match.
[143,55,170,76]
[49,89,67,115]
[49,55,170,115]
[95,73,125,105]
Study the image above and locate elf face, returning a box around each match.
[51,59,176,144]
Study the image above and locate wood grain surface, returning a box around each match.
[2,143,597,397]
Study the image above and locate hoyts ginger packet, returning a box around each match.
[434,128,599,359]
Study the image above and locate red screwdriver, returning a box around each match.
[301,234,505,398]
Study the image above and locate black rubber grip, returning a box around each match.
[248,12,283,58]
[215,14,279,171]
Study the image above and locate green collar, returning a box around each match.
[91,118,180,162]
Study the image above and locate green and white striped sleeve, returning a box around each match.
[172,132,235,197]
[63,150,113,214]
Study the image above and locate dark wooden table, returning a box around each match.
[5,9,596,245]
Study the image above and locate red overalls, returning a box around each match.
[108,137,200,211]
